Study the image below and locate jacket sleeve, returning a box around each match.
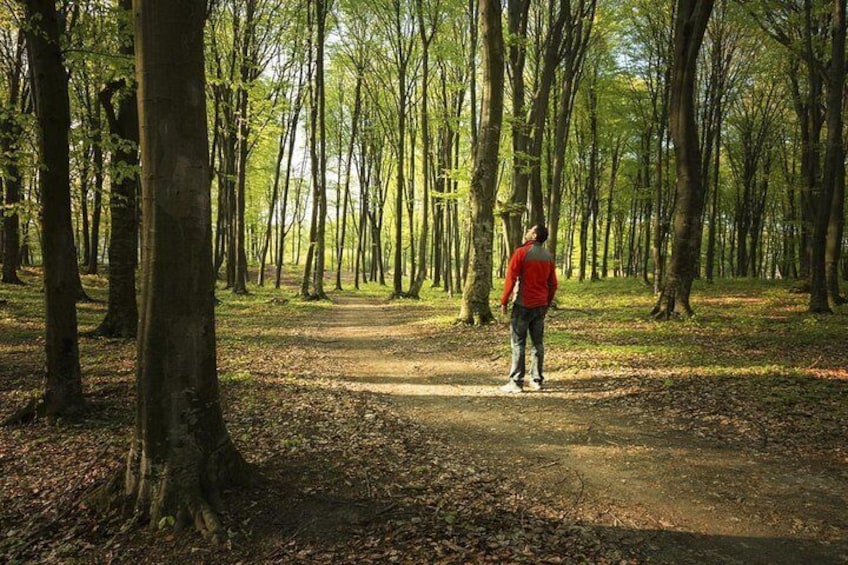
[547,261,558,305]
[501,247,524,305]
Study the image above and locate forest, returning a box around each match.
[0,0,847,563]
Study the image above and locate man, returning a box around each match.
[500,224,558,393]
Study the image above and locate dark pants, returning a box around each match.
[508,304,546,384]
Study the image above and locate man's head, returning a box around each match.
[525,224,548,244]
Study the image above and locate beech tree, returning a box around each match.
[652,0,714,318]
[120,0,248,538]
[15,0,85,420]
[94,0,138,338]
[458,0,503,324]
[0,25,26,286]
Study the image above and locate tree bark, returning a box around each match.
[407,0,439,299]
[459,0,503,325]
[21,0,84,418]
[816,0,846,309]
[122,0,248,539]
[86,110,104,275]
[1,31,26,285]
[93,0,138,338]
[95,80,139,337]
[653,0,713,319]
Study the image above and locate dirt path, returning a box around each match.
[302,295,847,564]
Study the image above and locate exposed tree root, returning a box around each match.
[301,291,330,302]
[95,439,255,544]
[1,398,40,426]
[86,316,136,339]
[788,281,811,294]
[1,396,86,426]
[457,311,495,325]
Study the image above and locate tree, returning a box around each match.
[0,25,26,285]
[300,0,330,300]
[407,0,444,298]
[121,0,248,539]
[94,0,139,338]
[14,0,85,420]
[501,0,587,250]
[458,0,503,325]
[652,0,714,318]
[546,0,596,265]
[815,0,846,309]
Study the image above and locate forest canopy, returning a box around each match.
[1,0,845,315]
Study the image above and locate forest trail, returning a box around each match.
[298,294,847,564]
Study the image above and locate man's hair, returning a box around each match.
[534,224,549,243]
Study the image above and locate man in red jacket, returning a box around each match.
[499,224,558,393]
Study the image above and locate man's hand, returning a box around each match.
[501,303,508,315]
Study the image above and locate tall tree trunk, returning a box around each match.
[21,0,84,418]
[653,0,713,319]
[812,0,846,311]
[336,70,363,291]
[602,140,622,278]
[313,0,328,299]
[95,74,139,337]
[94,0,138,338]
[1,30,26,285]
[587,78,600,281]
[501,0,529,252]
[122,0,248,539]
[391,22,412,298]
[87,113,104,275]
[275,75,305,289]
[548,1,595,263]
[408,0,438,298]
[260,118,286,287]
[232,3,255,295]
[459,0,503,324]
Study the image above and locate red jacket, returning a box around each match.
[501,240,558,308]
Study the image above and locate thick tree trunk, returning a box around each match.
[22,0,84,418]
[459,0,503,325]
[122,0,248,539]
[653,0,713,319]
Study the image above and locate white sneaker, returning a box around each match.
[500,381,523,393]
[528,380,543,391]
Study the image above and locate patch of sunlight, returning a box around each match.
[219,369,253,383]
[410,314,457,326]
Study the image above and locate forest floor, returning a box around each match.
[1,272,847,563]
